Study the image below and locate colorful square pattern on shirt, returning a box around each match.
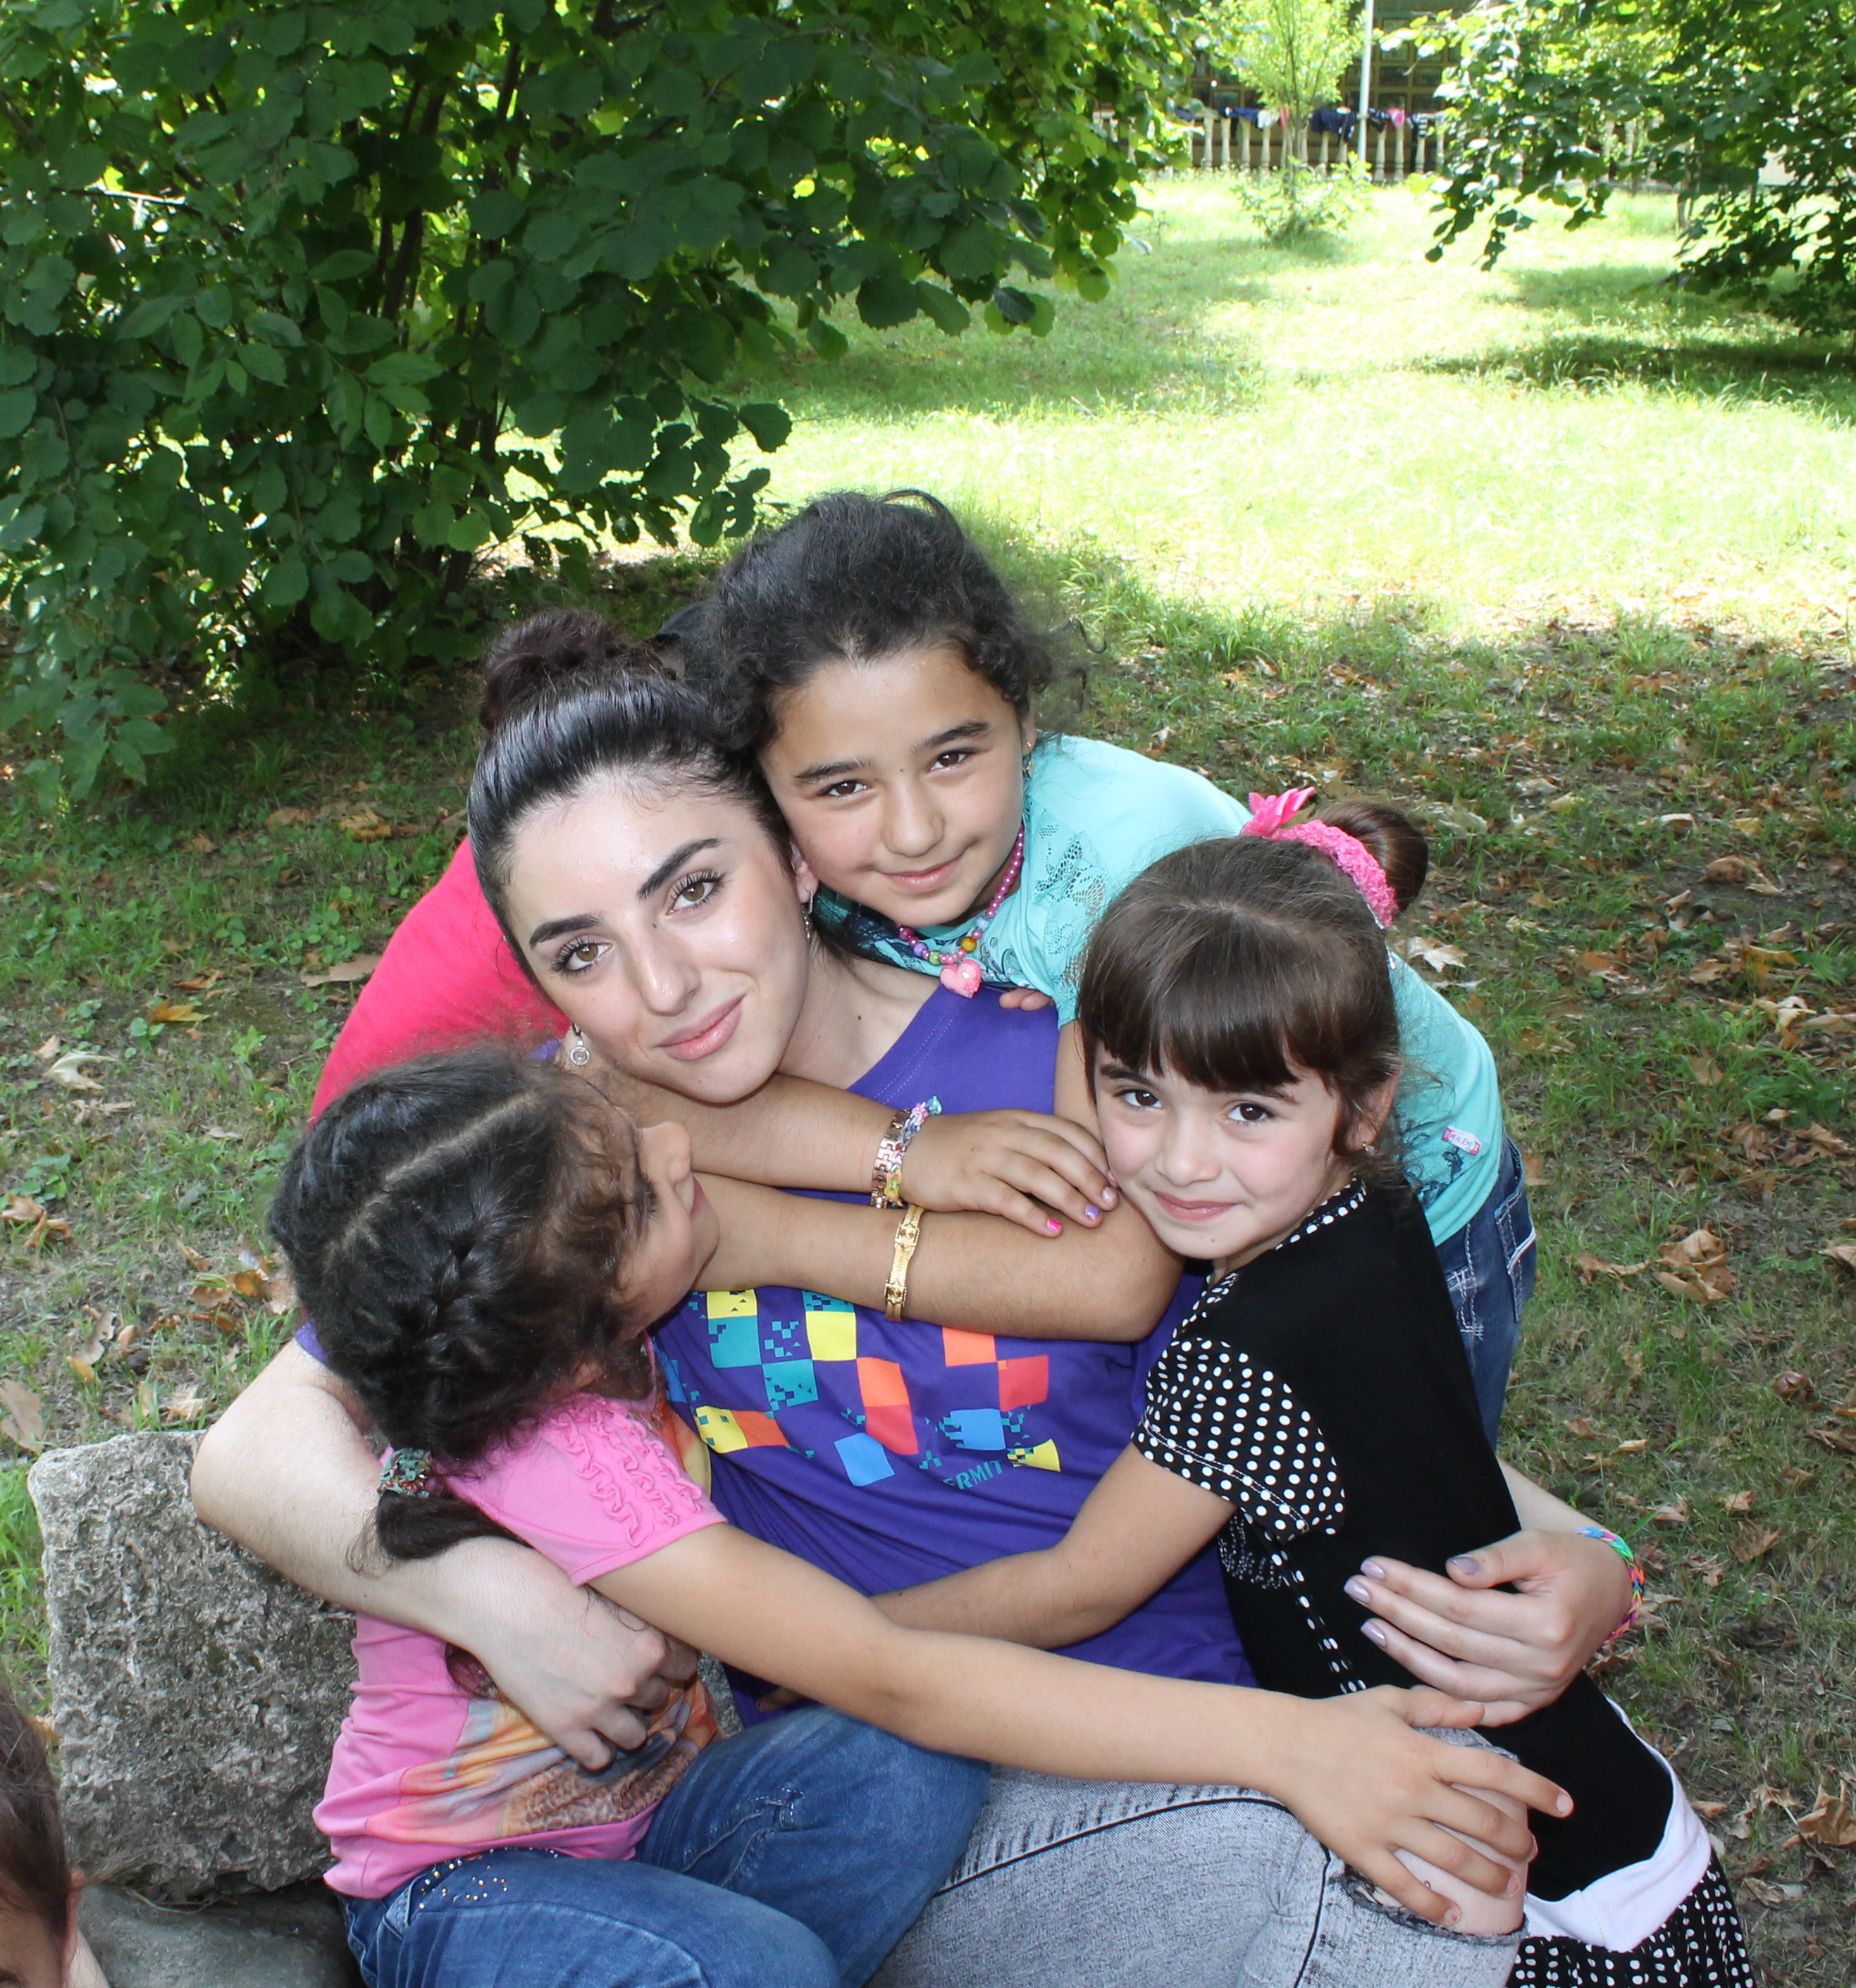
[683,1288,1062,1484]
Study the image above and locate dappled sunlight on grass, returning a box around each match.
[741,182,1855,638]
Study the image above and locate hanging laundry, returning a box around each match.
[1309,106,1354,139]
[1389,106,1407,128]
[1232,105,1262,125]
[1255,107,1276,128]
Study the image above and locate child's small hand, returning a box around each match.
[1263,1686,1570,1927]
[996,986,1055,1012]
[903,1107,1117,1236]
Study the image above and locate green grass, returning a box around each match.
[746,181,1856,638]
[4,182,1855,1983]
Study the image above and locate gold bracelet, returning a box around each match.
[884,1205,925,1322]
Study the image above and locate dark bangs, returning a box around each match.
[1078,838,1400,1141]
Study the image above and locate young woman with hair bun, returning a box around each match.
[201,630,1640,1987]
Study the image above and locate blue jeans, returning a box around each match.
[1433,1138,1537,1442]
[342,1707,989,1988]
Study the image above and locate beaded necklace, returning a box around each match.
[896,829,1025,998]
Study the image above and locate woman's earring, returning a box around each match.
[566,1025,592,1068]
[801,894,815,940]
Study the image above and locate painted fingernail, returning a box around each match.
[1443,1907,1461,1927]
[1359,1560,1387,1581]
[1084,1205,1102,1221]
[1448,1555,1480,1577]
[1359,1620,1387,1647]
[1343,1577,1371,1605]
[1046,1219,1063,1234]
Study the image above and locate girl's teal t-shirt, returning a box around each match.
[817,734,1504,1245]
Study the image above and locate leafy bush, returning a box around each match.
[1406,0,1856,335]
[0,0,1175,796]
[1234,152,1366,241]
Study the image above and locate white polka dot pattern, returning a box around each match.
[1135,1336,1345,1542]
[1512,1858,1753,1986]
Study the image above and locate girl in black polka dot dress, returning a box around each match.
[881,802,1752,1988]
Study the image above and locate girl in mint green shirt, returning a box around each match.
[684,491,1533,1435]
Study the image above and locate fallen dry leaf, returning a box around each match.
[65,1356,95,1385]
[146,999,206,1025]
[1401,936,1467,974]
[338,805,393,842]
[1,1194,71,1249]
[33,1034,60,1060]
[1521,1151,1547,1186]
[1573,1250,1651,1282]
[1805,1423,1856,1457]
[1799,1122,1852,1157]
[1822,1243,1856,1274]
[266,807,314,829]
[1653,1266,1736,1303]
[182,831,217,855]
[1690,1800,1730,1820]
[1685,1055,1723,1086]
[45,1048,112,1091]
[1651,1501,1688,1524]
[1685,1553,1726,1589]
[1793,1787,1856,1849]
[113,1317,141,1356]
[0,1379,44,1452]
[1740,1877,1788,1908]
[1687,959,1731,985]
[1771,1371,1813,1402]
[70,1314,110,1367]
[163,1384,207,1424]
[1614,1437,1650,1455]
[1721,1489,1755,1514]
[300,953,381,988]
[1650,1228,1734,1302]
[1731,1522,1781,1564]
[1565,1415,1597,1439]
[171,971,222,993]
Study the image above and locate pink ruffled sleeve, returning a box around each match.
[459,1393,724,1586]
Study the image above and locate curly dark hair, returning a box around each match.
[1077,802,1430,1163]
[269,1049,657,1564]
[686,490,1060,755]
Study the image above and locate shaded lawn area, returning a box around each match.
[3,183,1854,1985]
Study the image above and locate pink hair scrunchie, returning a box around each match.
[1239,788,1399,930]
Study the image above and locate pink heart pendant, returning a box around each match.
[939,958,984,998]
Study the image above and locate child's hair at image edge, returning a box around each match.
[0,1683,70,1953]
[268,1048,655,1564]
[687,490,1062,754]
[1077,802,1429,1158]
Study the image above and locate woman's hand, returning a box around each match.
[1344,1528,1634,1725]
[903,1107,1116,1236]
[996,987,1054,1012]
[1267,1686,1566,1925]
[450,1538,701,1768]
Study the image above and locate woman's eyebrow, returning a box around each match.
[636,836,722,898]
[528,912,601,948]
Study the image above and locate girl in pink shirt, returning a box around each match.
[273,1044,1569,1988]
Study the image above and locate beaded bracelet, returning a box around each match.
[884,1205,927,1321]
[870,1097,941,1209]
[1578,1524,1645,1644]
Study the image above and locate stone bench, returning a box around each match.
[30,1431,362,1983]
[30,1429,743,1986]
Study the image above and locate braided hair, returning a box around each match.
[268,1048,656,1563]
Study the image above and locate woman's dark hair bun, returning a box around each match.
[1315,799,1429,917]
[479,609,669,733]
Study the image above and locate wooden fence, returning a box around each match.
[1176,111,1447,182]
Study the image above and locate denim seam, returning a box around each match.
[937,1790,1289,1889]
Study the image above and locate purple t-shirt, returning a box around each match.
[655,986,1251,1689]
[300,986,1251,1689]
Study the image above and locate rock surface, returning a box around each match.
[79,1882,361,1988]
[30,1432,357,1898]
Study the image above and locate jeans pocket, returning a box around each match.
[1491,1139,1537,1315]
[1339,1869,1516,1947]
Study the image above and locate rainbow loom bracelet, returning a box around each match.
[1578,1524,1645,1644]
[870,1098,941,1209]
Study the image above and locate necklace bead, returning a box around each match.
[897,829,1025,995]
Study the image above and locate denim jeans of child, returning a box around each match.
[1433,1138,1538,1441]
[342,1706,989,1988]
